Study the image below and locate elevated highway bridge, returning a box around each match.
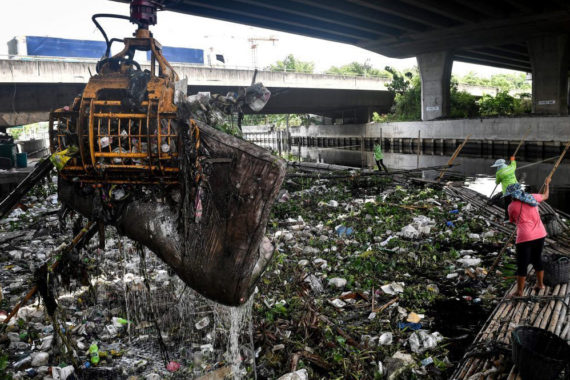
[0,58,496,126]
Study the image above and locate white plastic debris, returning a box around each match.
[379,235,397,247]
[328,277,347,289]
[392,351,414,365]
[195,317,210,330]
[52,365,75,380]
[298,259,309,267]
[468,233,481,240]
[277,369,309,380]
[31,352,49,367]
[200,343,214,353]
[399,225,419,239]
[446,273,459,279]
[378,332,393,346]
[381,282,405,295]
[378,361,384,376]
[304,274,323,293]
[329,299,346,308]
[313,258,328,269]
[408,330,441,353]
[457,257,482,267]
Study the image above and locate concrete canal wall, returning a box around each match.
[243,116,570,158]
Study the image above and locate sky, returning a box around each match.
[1,0,525,77]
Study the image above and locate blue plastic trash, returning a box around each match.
[335,226,354,237]
[446,221,455,227]
[449,209,459,214]
[398,322,422,330]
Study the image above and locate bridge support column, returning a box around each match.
[528,34,569,115]
[417,50,453,121]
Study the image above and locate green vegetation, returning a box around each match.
[267,54,315,73]
[479,91,531,116]
[6,122,48,140]
[459,71,530,92]
[326,61,391,78]
[373,66,532,122]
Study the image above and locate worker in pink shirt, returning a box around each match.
[505,178,550,297]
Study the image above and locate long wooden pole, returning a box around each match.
[437,134,471,182]
[485,140,570,280]
[540,140,570,192]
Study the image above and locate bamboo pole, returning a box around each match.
[548,283,567,332]
[437,134,471,182]
[528,286,548,326]
[539,140,570,192]
[511,127,532,158]
[554,288,569,335]
[537,285,561,329]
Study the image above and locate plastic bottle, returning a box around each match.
[89,343,100,365]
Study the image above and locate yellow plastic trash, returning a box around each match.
[49,146,77,171]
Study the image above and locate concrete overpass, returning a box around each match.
[108,0,570,120]
[0,58,497,127]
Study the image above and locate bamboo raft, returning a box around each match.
[447,186,570,379]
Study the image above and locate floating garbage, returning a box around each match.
[406,312,424,323]
[89,343,100,365]
[328,277,347,288]
[277,369,309,380]
[195,317,210,330]
[379,235,397,246]
[329,299,347,308]
[409,330,442,354]
[378,332,393,346]
[457,257,482,267]
[399,224,419,239]
[335,225,354,237]
[304,274,324,293]
[381,282,405,295]
[398,322,422,331]
[166,361,181,372]
[52,365,75,380]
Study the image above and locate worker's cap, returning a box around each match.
[490,159,506,168]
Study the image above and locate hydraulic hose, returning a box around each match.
[92,13,141,58]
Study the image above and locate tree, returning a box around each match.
[326,61,390,77]
[450,87,479,118]
[478,91,519,116]
[267,54,314,73]
[456,71,531,92]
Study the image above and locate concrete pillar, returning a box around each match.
[417,51,453,121]
[527,35,569,115]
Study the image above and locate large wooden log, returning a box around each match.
[58,123,286,306]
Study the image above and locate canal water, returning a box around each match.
[259,142,570,214]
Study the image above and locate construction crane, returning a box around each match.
[248,36,278,68]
